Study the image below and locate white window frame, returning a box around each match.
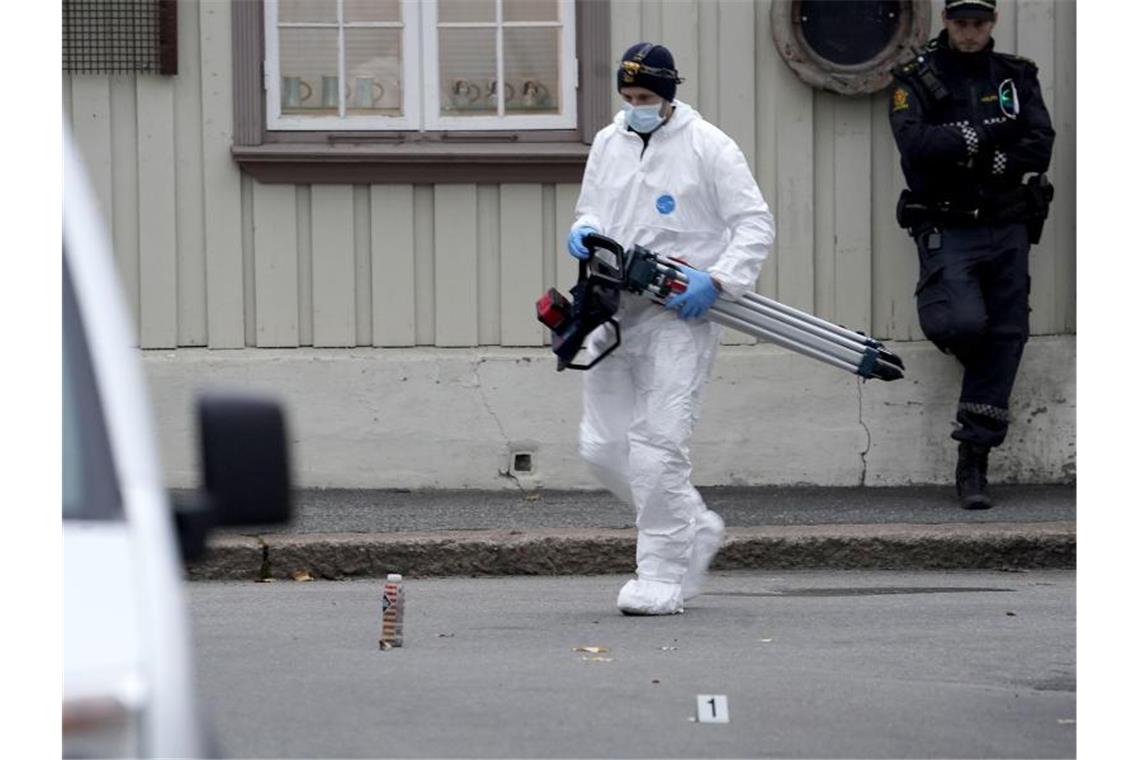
[422,0,577,131]
[264,0,576,132]
[265,0,422,131]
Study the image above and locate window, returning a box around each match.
[424,0,576,130]
[267,0,421,130]
[265,0,576,131]
[233,0,611,184]
[770,0,930,96]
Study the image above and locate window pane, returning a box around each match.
[439,0,496,23]
[439,29,497,115]
[63,261,122,522]
[504,27,560,114]
[280,28,340,113]
[346,29,403,114]
[504,0,559,23]
[279,0,338,24]
[345,0,401,23]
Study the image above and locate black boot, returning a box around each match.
[955,442,993,510]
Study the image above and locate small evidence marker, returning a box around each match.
[696,694,729,724]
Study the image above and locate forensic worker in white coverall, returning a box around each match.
[567,42,775,615]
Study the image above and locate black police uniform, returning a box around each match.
[889,30,1055,459]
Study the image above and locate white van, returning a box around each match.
[62,136,292,758]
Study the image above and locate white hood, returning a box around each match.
[574,99,775,328]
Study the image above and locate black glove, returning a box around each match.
[977,117,1021,148]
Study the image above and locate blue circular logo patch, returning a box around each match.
[656,194,676,215]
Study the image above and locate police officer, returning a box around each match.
[889,0,1055,509]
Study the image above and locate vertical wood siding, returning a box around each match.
[174,0,208,347]
[136,77,178,348]
[201,0,245,349]
[65,0,1076,351]
[109,77,142,334]
[370,185,416,346]
[433,185,480,347]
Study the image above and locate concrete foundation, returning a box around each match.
[143,335,1075,490]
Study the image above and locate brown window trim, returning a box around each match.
[232,0,609,184]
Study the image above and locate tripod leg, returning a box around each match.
[707,306,864,375]
[708,302,903,381]
[716,297,879,360]
[733,293,904,371]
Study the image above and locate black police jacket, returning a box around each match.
[889,30,1055,213]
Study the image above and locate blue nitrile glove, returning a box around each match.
[664,265,719,320]
[566,225,599,260]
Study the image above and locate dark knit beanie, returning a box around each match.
[616,42,683,102]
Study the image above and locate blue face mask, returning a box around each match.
[623,101,666,133]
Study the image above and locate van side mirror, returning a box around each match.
[197,393,293,526]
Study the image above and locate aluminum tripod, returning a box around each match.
[536,234,905,381]
[627,246,904,382]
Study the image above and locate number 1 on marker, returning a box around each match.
[696,694,729,723]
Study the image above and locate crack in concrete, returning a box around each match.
[471,358,529,495]
[857,379,871,486]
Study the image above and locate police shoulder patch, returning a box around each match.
[892,87,910,112]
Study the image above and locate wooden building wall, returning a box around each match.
[63,0,1076,350]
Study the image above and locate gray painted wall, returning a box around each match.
[64,0,1078,489]
[63,0,1077,349]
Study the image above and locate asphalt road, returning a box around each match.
[189,569,1075,758]
[200,484,1076,535]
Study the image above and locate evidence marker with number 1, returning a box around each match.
[696,694,729,723]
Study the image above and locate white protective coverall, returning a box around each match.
[573,100,775,608]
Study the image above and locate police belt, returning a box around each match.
[897,176,1053,231]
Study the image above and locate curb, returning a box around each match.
[186,522,1076,581]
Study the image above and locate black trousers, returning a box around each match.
[913,223,1030,448]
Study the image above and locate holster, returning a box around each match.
[985,174,1055,243]
[1022,174,1055,244]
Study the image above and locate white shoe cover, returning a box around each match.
[682,511,725,601]
[616,578,684,616]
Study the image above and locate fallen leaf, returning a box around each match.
[573,646,609,654]
[651,679,661,684]
[525,493,541,501]
[292,570,313,582]
[1006,611,1017,617]
[437,633,456,638]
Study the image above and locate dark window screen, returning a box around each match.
[799,0,902,66]
[62,0,178,75]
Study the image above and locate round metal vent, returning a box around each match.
[771,0,931,96]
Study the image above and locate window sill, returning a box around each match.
[232,141,591,184]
